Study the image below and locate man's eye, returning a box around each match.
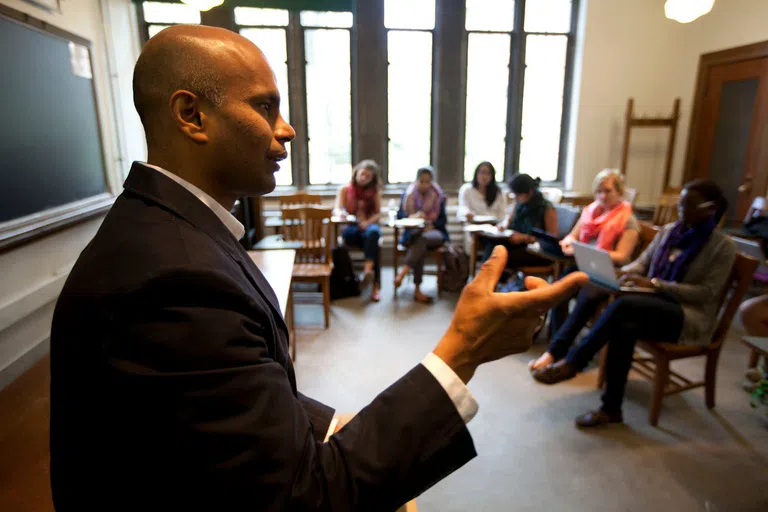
[260,103,272,113]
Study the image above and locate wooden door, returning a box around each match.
[684,42,768,224]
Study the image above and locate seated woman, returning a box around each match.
[531,180,736,428]
[457,161,507,222]
[334,159,382,302]
[394,166,449,304]
[529,169,640,371]
[482,173,557,268]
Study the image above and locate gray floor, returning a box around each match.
[292,269,768,512]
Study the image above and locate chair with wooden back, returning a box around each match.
[634,221,660,258]
[597,252,759,425]
[281,206,333,329]
[652,193,680,226]
[279,192,322,209]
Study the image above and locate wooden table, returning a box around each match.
[253,235,304,251]
[248,249,297,360]
[742,336,768,369]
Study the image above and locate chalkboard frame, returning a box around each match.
[0,4,115,254]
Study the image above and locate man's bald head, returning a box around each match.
[132,25,295,203]
[133,25,257,141]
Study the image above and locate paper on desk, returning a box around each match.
[395,218,426,228]
[464,224,513,238]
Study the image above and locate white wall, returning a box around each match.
[0,0,141,382]
[569,0,768,206]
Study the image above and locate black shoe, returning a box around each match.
[574,409,623,428]
[531,360,578,385]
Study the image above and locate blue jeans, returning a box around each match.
[341,223,381,284]
[556,293,684,414]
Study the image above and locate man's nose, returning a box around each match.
[275,115,296,144]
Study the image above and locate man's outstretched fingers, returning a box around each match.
[523,276,549,291]
[499,271,589,312]
[474,245,509,292]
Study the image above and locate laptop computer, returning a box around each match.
[531,228,565,257]
[571,241,655,293]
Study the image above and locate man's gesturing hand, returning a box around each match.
[433,245,588,384]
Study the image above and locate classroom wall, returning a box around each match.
[569,0,768,206]
[0,0,142,385]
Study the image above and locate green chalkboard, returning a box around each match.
[0,13,108,224]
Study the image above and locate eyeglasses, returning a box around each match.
[677,200,715,210]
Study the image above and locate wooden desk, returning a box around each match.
[253,235,304,251]
[248,249,297,360]
[331,214,356,245]
[742,336,768,369]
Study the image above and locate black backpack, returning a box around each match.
[440,244,470,292]
[330,246,361,300]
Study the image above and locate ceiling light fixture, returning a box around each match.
[664,0,715,24]
[181,0,224,13]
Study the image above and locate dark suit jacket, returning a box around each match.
[50,163,476,511]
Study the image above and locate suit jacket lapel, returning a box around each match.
[123,163,289,335]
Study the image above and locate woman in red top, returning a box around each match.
[334,160,383,302]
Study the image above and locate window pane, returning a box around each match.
[388,31,432,183]
[234,7,289,27]
[142,2,200,24]
[519,35,567,182]
[464,33,510,182]
[465,0,514,32]
[524,0,571,33]
[148,25,171,39]
[300,11,353,28]
[305,29,351,185]
[385,0,435,30]
[240,28,293,186]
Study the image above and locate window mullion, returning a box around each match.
[286,12,309,189]
[506,0,527,183]
[556,0,580,183]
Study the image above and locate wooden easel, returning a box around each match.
[620,97,681,193]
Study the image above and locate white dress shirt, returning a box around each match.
[457,183,508,221]
[142,164,478,436]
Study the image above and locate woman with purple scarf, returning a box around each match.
[531,180,736,428]
[394,166,449,303]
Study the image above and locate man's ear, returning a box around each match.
[169,90,209,144]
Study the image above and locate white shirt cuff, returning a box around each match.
[421,352,479,424]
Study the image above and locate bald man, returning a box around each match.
[50,26,586,511]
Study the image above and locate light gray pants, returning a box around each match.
[404,230,444,285]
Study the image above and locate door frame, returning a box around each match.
[682,40,768,191]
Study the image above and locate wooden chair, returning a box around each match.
[597,253,759,425]
[636,221,660,257]
[282,206,333,329]
[652,193,680,226]
[279,192,322,209]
